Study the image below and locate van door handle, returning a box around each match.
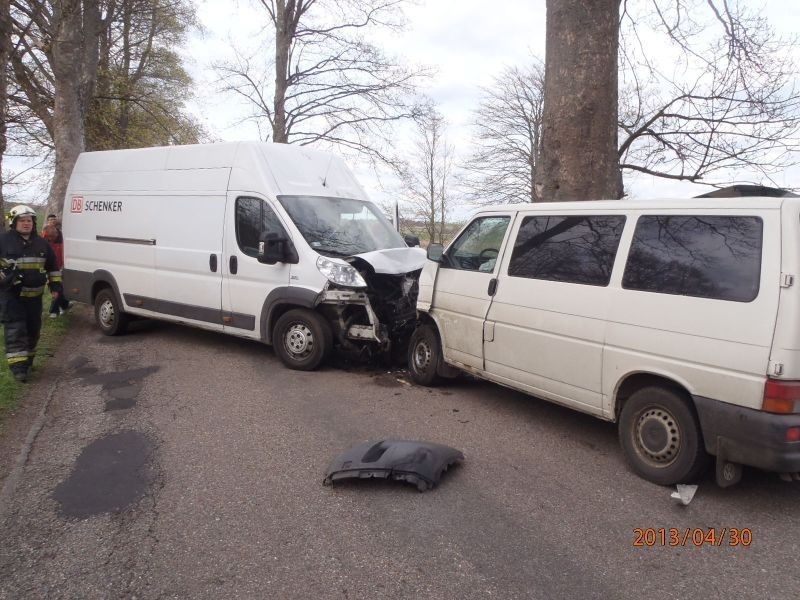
[488,278,498,296]
[209,254,218,272]
[229,256,238,275]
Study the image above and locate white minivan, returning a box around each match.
[62,142,425,370]
[409,197,800,486]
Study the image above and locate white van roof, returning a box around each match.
[68,142,368,200]
[475,197,797,214]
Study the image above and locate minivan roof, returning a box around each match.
[474,196,797,214]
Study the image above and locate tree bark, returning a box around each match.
[46,0,106,217]
[539,0,623,201]
[0,0,10,228]
[272,0,294,143]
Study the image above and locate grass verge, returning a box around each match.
[0,290,71,425]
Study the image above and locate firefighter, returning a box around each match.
[0,205,62,382]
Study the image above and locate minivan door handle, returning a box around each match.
[209,254,218,272]
[487,278,498,296]
[229,255,238,275]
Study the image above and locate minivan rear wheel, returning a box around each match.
[273,308,332,371]
[94,288,129,336]
[618,386,709,485]
[408,325,443,386]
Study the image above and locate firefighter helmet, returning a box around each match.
[7,205,37,229]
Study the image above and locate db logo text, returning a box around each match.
[70,196,84,213]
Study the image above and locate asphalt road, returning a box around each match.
[1,307,798,599]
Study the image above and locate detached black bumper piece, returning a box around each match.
[323,439,464,492]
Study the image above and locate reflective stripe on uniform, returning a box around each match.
[16,257,46,270]
[7,356,28,365]
[49,270,62,278]
[19,285,45,297]
[6,351,28,359]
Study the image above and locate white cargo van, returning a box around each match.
[409,198,800,486]
[62,142,425,370]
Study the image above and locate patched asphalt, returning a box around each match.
[52,429,155,519]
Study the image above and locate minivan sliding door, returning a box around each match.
[484,214,626,414]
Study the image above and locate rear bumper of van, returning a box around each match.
[694,395,800,472]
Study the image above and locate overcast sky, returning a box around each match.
[184,0,800,210]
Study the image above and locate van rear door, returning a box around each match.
[769,199,800,380]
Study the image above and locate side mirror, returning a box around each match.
[426,243,444,263]
[258,232,287,265]
[404,234,420,247]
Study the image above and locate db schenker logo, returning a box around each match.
[70,196,83,213]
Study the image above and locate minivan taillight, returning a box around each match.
[762,379,800,414]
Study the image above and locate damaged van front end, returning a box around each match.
[270,194,427,367]
[316,248,425,360]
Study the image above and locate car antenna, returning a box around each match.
[321,155,334,188]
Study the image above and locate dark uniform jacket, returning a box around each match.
[0,230,62,298]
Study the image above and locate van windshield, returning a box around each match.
[277,195,406,257]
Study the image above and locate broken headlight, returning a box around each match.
[316,256,367,288]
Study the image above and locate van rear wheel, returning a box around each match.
[619,386,709,485]
[273,308,332,371]
[408,325,443,386]
[94,288,129,336]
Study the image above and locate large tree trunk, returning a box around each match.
[539,0,623,201]
[0,0,10,229]
[272,0,291,143]
[47,0,104,217]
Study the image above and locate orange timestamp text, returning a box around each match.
[633,527,752,547]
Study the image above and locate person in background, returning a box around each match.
[0,205,62,382]
[41,220,69,317]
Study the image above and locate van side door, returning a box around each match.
[431,214,513,370]
[222,195,293,338]
[484,214,627,415]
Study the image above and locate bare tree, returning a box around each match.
[461,61,545,205]
[539,0,800,202]
[395,102,454,245]
[215,0,429,167]
[617,1,800,186]
[9,0,117,216]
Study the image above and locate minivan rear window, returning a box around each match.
[508,215,626,286]
[622,215,762,302]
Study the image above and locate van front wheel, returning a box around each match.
[408,325,443,386]
[94,288,129,336]
[273,309,332,371]
[619,387,709,485]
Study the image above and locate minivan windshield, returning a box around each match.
[277,195,406,257]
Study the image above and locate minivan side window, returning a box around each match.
[235,197,286,258]
[445,216,510,272]
[622,215,763,302]
[508,215,626,286]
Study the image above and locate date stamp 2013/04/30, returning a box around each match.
[633,528,753,547]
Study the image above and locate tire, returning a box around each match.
[407,324,443,386]
[94,288,129,336]
[273,308,332,371]
[618,386,710,485]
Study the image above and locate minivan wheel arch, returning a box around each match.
[613,372,695,423]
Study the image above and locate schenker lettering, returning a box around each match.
[83,200,123,212]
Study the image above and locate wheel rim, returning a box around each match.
[413,338,432,372]
[98,299,115,329]
[284,322,314,359]
[633,406,681,467]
